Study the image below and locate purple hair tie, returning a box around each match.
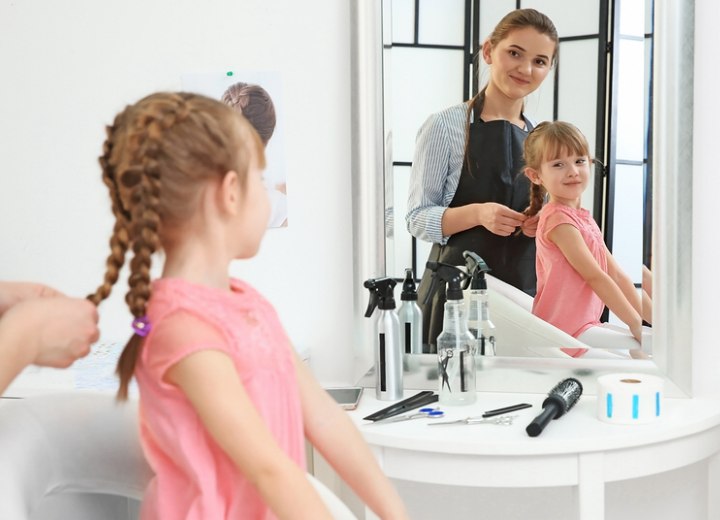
[132,316,152,337]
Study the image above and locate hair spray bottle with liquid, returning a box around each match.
[364,277,403,401]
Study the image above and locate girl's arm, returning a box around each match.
[406,112,455,244]
[549,224,642,341]
[166,349,333,520]
[604,247,643,317]
[293,353,409,520]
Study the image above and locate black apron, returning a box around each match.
[417,103,536,352]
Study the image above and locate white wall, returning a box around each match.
[0,0,355,385]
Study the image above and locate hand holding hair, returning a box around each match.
[3,296,99,368]
[0,281,65,316]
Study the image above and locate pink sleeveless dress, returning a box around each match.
[135,277,305,520]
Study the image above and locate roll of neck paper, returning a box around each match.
[596,373,665,424]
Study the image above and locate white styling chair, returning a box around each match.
[0,392,151,520]
[0,392,356,520]
[475,275,632,359]
[470,274,630,359]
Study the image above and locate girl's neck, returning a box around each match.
[548,196,583,209]
[161,231,233,290]
[480,84,525,127]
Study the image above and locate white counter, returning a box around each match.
[346,390,720,520]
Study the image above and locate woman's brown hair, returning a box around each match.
[87,92,265,400]
[523,120,592,217]
[464,8,560,167]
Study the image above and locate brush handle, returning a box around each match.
[525,401,560,437]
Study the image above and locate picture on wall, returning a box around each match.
[181,70,288,228]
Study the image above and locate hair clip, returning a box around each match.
[132,316,152,337]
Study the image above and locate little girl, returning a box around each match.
[523,121,651,358]
[88,92,408,519]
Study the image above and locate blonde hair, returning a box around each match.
[523,120,592,217]
[87,92,265,399]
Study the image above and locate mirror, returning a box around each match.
[350,1,693,396]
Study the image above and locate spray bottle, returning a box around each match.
[422,262,476,406]
[463,251,496,357]
[364,277,403,401]
[397,268,423,356]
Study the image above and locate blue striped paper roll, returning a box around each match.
[596,373,665,425]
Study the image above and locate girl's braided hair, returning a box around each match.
[88,92,264,399]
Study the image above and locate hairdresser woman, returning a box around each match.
[406,9,559,351]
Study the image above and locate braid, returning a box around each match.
[88,121,131,306]
[525,182,546,217]
[115,101,188,400]
[462,87,487,174]
[90,91,260,400]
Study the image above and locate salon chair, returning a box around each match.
[478,275,626,359]
[0,392,356,520]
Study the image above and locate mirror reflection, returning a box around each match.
[381,0,653,360]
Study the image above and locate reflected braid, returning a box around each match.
[524,182,546,218]
[462,88,487,175]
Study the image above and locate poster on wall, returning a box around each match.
[181,70,288,228]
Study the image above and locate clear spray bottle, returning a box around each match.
[463,251,496,357]
[364,277,403,401]
[423,262,476,406]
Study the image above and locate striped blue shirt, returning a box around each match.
[406,102,533,245]
[405,102,470,245]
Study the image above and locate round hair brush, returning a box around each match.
[526,377,583,437]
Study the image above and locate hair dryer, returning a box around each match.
[526,378,583,437]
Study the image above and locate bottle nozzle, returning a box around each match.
[421,261,468,304]
[462,250,491,290]
[364,277,398,316]
[401,268,418,301]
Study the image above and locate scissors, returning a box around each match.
[439,349,454,392]
[372,407,445,424]
[427,414,518,426]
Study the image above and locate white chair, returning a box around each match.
[468,274,627,359]
[461,274,578,358]
[0,392,150,520]
[0,392,356,520]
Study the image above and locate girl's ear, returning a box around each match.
[482,39,493,64]
[525,167,542,185]
[219,170,241,215]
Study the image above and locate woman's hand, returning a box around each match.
[0,281,64,316]
[478,203,526,236]
[2,297,99,368]
[520,213,540,237]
